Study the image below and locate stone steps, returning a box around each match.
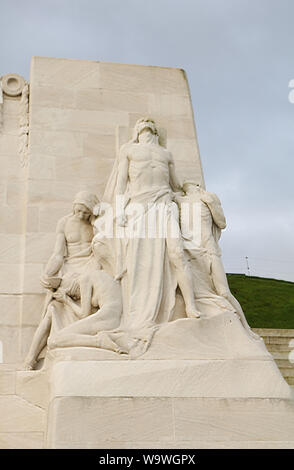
[264,344,293,352]
[254,329,294,337]
[280,368,294,378]
[253,328,294,387]
[275,359,294,368]
[270,352,292,361]
[265,337,294,345]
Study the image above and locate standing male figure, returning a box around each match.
[181,182,259,339]
[104,117,200,330]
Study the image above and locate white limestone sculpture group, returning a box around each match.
[24,118,258,370]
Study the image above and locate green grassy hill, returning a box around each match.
[227,274,294,329]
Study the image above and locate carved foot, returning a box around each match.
[96,332,128,355]
[47,337,58,349]
[186,305,201,319]
[24,358,37,371]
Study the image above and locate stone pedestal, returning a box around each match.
[47,363,294,449]
[46,315,294,448]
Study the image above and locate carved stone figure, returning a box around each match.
[47,269,123,353]
[41,190,98,289]
[24,118,260,367]
[24,191,100,369]
[180,182,259,339]
[102,117,200,337]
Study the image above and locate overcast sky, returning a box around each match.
[1,0,293,281]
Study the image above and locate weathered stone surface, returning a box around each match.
[54,156,113,181]
[148,93,191,117]
[30,56,99,88]
[30,106,129,133]
[21,264,44,294]
[0,208,24,234]
[28,154,55,180]
[30,86,76,109]
[0,370,15,394]
[0,155,23,179]
[0,395,45,433]
[98,63,189,95]
[26,207,40,233]
[29,129,84,158]
[75,89,149,113]
[0,327,20,362]
[20,326,40,358]
[174,398,294,443]
[21,294,45,326]
[83,133,116,160]
[47,397,173,448]
[16,370,48,409]
[0,134,19,155]
[47,396,294,449]
[23,233,56,264]
[0,295,20,326]
[50,358,293,400]
[0,432,44,449]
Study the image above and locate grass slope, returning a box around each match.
[227,274,294,329]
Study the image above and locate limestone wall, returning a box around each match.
[0,366,46,448]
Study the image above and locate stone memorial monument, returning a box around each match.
[0,57,293,449]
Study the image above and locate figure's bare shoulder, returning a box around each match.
[56,214,71,234]
[119,142,134,158]
[163,148,173,162]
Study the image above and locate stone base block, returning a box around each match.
[50,359,293,399]
[46,358,294,448]
[47,395,294,448]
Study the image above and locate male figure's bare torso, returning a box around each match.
[121,142,172,197]
[61,215,94,258]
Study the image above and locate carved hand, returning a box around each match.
[40,274,62,291]
[52,289,68,304]
[200,191,215,205]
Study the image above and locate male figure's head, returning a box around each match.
[132,117,159,144]
[72,191,99,222]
